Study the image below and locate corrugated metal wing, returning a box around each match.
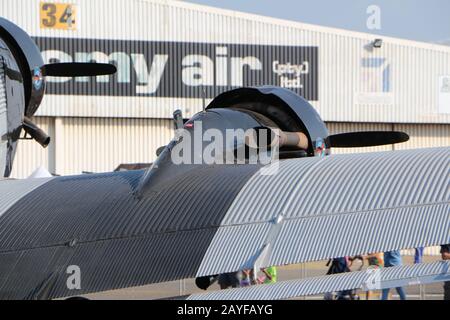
[197,147,450,276]
[0,177,54,217]
[223,147,448,225]
[0,164,260,299]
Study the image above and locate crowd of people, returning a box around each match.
[324,244,450,300]
[209,245,449,300]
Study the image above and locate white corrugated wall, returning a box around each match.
[1,0,449,122]
[11,118,450,176]
[10,116,173,177]
[54,117,173,175]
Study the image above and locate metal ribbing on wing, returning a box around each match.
[221,158,320,225]
[189,261,450,300]
[45,229,216,299]
[197,203,449,276]
[0,177,54,218]
[0,165,259,251]
[271,203,449,266]
[197,147,450,276]
[0,164,260,299]
[223,148,449,225]
[0,228,218,299]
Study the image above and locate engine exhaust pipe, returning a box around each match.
[22,117,50,148]
[245,126,309,150]
[278,131,309,150]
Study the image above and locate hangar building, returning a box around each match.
[1,0,449,180]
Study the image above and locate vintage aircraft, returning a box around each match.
[0,18,448,300]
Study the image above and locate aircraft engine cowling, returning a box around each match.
[206,86,331,157]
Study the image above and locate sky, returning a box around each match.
[185,0,450,44]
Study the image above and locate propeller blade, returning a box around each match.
[41,63,117,77]
[329,131,409,148]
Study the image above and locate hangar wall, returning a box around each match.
[10,118,450,178]
[1,0,448,179]
[11,116,173,177]
[1,0,450,123]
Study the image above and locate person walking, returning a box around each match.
[324,257,356,300]
[441,244,450,300]
[414,247,424,264]
[381,250,406,300]
[240,269,255,287]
